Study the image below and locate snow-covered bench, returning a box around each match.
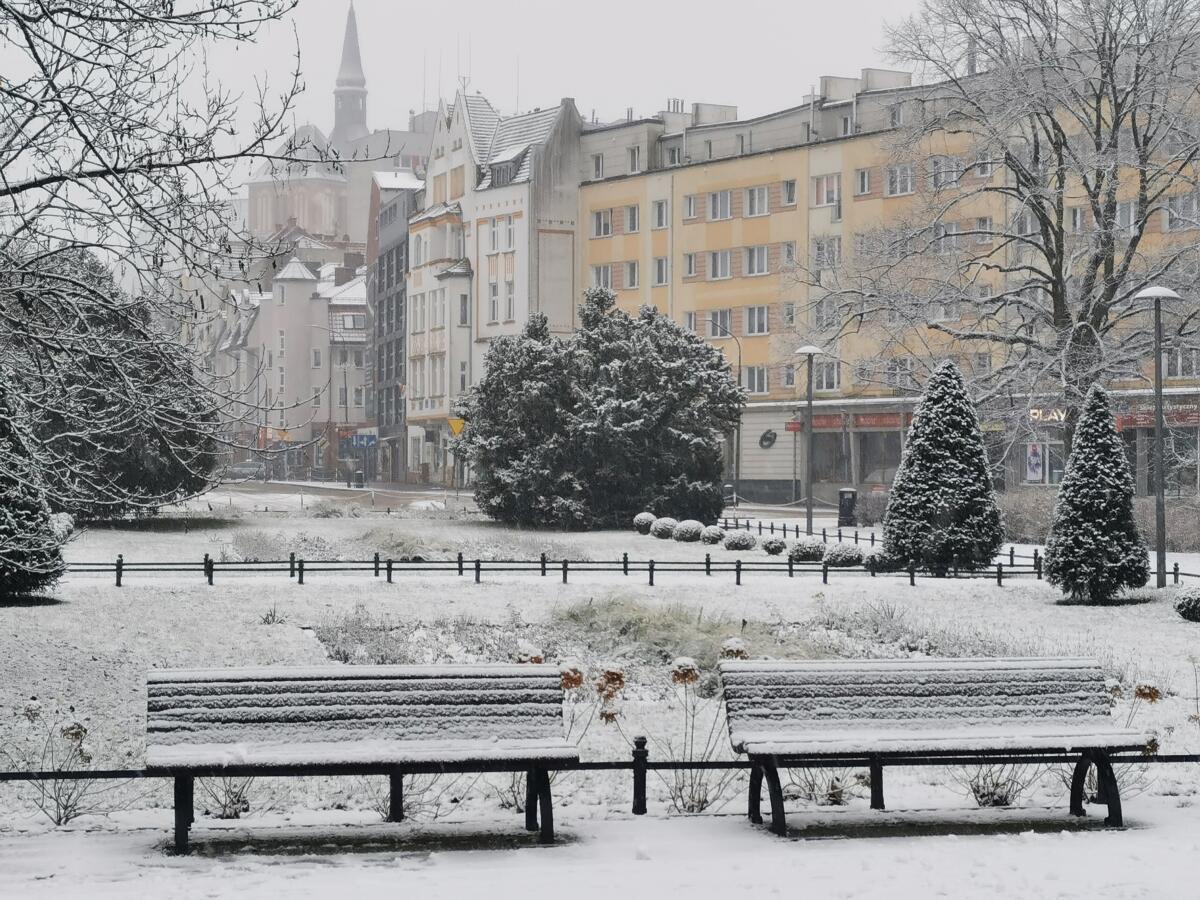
[720,658,1152,835]
[146,664,578,853]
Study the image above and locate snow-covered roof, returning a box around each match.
[275,256,317,281]
[410,201,461,226]
[436,257,473,279]
[373,169,423,192]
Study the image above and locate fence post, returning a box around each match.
[822,562,828,585]
[1035,554,1043,580]
[373,552,380,577]
[868,556,876,577]
[705,553,711,576]
[632,736,649,815]
[822,528,827,542]
[854,530,859,545]
[758,521,762,536]
[788,556,794,578]
[202,553,209,584]
[770,522,774,535]
[475,559,481,584]
[1009,546,1016,566]
[736,559,742,586]
[623,552,629,576]
[837,529,842,543]
[648,560,655,586]
[115,554,123,588]
[562,559,569,584]
[206,557,214,587]
[953,556,960,578]
[870,532,875,547]
[996,563,1003,587]
[1173,562,1180,585]
[289,551,296,579]
[457,552,464,576]
[907,562,915,586]
[386,559,393,584]
[298,559,305,585]
[540,553,547,577]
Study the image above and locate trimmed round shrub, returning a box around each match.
[633,512,656,535]
[724,531,757,551]
[1176,586,1200,623]
[788,537,826,562]
[673,519,704,542]
[650,517,679,539]
[762,538,786,556]
[823,542,865,567]
[863,544,904,573]
[700,525,725,545]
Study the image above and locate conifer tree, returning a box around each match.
[882,360,1002,573]
[0,390,65,597]
[1045,386,1149,603]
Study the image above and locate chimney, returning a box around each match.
[966,37,978,75]
[626,107,634,121]
[334,266,353,286]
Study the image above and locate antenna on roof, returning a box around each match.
[515,56,520,115]
[422,50,427,112]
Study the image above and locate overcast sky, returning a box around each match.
[221,0,924,135]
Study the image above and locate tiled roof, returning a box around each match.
[476,104,562,189]
[372,169,424,192]
[410,201,461,225]
[436,257,473,279]
[461,93,501,164]
[276,256,318,281]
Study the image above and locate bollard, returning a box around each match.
[475,559,481,584]
[374,552,380,577]
[289,551,296,578]
[705,553,711,576]
[457,552,464,576]
[822,527,827,542]
[870,532,875,547]
[788,556,794,578]
[837,529,842,543]
[1035,555,1043,580]
[953,556,960,578]
[736,559,742,586]
[386,559,393,583]
[206,557,214,586]
[540,552,547,577]
[854,530,859,545]
[908,562,916,587]
[298,559,305,585]
[648,559,655,586]
[822,563,828,585]
[868,556,876,577]
[1174,562,1180,585]
[623,552,629,576]
[115,554,123,588]
[632,737,649,815]
[997,563,1004,586]
[562,559,569,584]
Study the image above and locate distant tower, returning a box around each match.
[330,2,368,152]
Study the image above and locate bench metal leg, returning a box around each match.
[747,762,764,824]
[1069,755,1089,817]
[1092,752,1123,827]
[761,760,786,837]
[535,768,555,844]
[869,757,885,811]
[173,775,193,855]
[388,771,404,823]
[524,768,539,832]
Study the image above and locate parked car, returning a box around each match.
[222,460,266,481]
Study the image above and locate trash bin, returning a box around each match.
[838,487,857,528]
[354,470,365,489]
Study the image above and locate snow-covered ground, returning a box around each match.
[3,492,1200,897]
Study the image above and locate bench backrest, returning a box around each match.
[720,658,1111,735]
[147,664,567,750]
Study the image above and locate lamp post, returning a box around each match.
[795,346,825,536]
[1134,285,1177,588]
[709,318,744,507]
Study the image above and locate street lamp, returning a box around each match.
[1134,285,1177,588]
[795,345,825,536]
[709,318,744,507]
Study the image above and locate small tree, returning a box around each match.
[883,360,1002,573]
[1045,386,1149,603]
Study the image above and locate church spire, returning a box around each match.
[330,2,368,150]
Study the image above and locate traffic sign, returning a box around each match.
[785,420,803,433]
[448,417,466,436]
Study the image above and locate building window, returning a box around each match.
[505,215,515,249]
[930,155,965,189]
[592,209,612,237]
[783,241,797,265]
[685,195,697,218]
[653,257,669,286]
[354,386,364,407]
[782,302,795,326]
[626,204,640,233]
[354,350,364,368]
[1162,194,1194,232]
[412,234,424,266]
[889,103,905,127]
[652,200,669,229]
[975,216,993,243]
[934,222,961,254]
[885,357,917,390]
[1166,347,1200,378]
[885,165,914,196]
[745,245,769,276]
[855,168,871,195]
[708,190,731,220]
[684,253,697,277]
[505,279,515,320]
[488,282,499,322]
[667,146,682,166]
[814,294,838,331]
[459,293,470,325]
[684,311,696,332]
[746,186,768,217]
[431,289,446,328]
[974,156,994,177]
[592,153,604,179]
[626,260,640,289]
[737,134,746,155]
[705,140,713,159]
[628,145,641,173]
[841,115,852,136]
[708,308,732,338]
[744,366,768,394]
[459,361,468,392]
[783,364,796,387]
[811,236,842,269]
[312,349,322,368]
[592,264,612,289]
[338,385,347,406]
[745,305,769,335]
[812,174,840,207]
[814,360,840,391]
[411,293,425,333]
[708,250,731,279]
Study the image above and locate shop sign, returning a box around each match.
[1025,443,1045,482]
[1115,398,1200,430]
[854,412,903,429]
[784,419,802,433]
[1029,407,1068,424]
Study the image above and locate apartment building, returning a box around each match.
[580,71,1200,502]
[405,89,582,484]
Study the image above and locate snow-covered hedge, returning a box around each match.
[761,538,787,556]
[724,531,757,551]
[788,537,826,562]
[823,542,865,567]
[48,512,75,543]
[700,525,725,545]
[673,520,704,542]
[650,517,679,539]
[863,544,904,573]
[1176,586,1200,623]
[633,512,656,535]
